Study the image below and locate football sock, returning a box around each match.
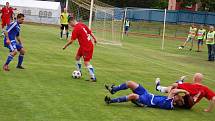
[156,85,168,93]
[18,55,24,66]
[87,65,95,79]
[112,83,128,93]
[76,60,82,71]
[5,54,14,65]
[66,32,69,39]
[60,31,63,38]
[110,96,128,103]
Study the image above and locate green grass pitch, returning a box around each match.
[0,23,214,121]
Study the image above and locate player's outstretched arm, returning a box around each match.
[62,39,74,50]
[168,89,189,99]
[204,96,215,112]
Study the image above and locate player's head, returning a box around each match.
[191,23,195,28]
[6,2,9,7]
[200,25,204,29]
[209,26,214,32]
[68,16,77,27]
[173,95,185,107]
[64,8,67,13]
[17,13,25,24]
[193,73,203,83]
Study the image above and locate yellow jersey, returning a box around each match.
[206,31,215,45]
[60,12,69,25]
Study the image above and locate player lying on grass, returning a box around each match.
[155,73,215,112]
[104,80,193,110]
[3,13,25,71]
[63,17,97,82]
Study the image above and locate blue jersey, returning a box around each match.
[4,21,20,46]
[133,85,174,110]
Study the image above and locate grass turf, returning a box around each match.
[0,23,214,121]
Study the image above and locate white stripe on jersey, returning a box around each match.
[7,22,17,33]
[150,94,155,105]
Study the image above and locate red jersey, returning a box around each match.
[1,7,13,20]
[178,83,215,103]
[71,22,93,51]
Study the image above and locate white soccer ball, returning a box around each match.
[178,46,183,50]
[72,70,82,79]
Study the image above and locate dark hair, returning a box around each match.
[176,95,194,109]
[17,13,25,19]
[68,16,75,22]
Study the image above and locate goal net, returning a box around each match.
[69,0,123,46]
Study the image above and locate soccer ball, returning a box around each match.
[178,46,183,50]
[72,70,82,79]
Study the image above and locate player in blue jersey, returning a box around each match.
[3,13,25,71]
[105,80,190,110]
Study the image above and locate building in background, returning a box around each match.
[168,0,199,11]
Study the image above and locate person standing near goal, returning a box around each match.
[206,26,215,62]
[124,19,130,36]
[60,8,69,40]
[196,25,206,52]
[179,24,197,51]
[63,17,97,82]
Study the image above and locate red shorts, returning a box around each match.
[76,47,94,62]
[1,18,10,28]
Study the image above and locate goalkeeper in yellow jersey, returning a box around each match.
[179,24,197,51]
[60,8,69,39]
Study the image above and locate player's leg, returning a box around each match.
[16,45,25,69]
[105,80,140,94]
[3,43,18,71]
[181,37,190,48]
[211,44,215,61]
[75,48,82,72]
[105,93,139,104]
[83,47,96,81]
[84,61,96,81]
[60,24,64,39]
[207,44,212,61]
[65,25,69,39]
[189,38,194,51]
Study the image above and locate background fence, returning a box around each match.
[114,8,215,25]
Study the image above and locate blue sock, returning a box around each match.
[112,83,128,93]
[110,96,128,103]
[5,54,14,65]
[18,55,24,66]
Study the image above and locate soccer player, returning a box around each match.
[63,17,97,82]
[124,19,130,36]
[105,80,191,110]
[3,13,25,71]
[1,2,15,31]
[179,24,197,51]
[196,25,206,52]
[155,73,215,112]
[206,26,215,61]
[60,8,69,39]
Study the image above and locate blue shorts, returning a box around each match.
[198,39,203,45]
[5,40,23,52]
[133,85,152,106]
[125,26,129,32]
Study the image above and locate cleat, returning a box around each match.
[3,64,10,71]
[105,84,115,94]
[104,96,111,104]
[16,65,25,69]
[176,76,186,84]
[90,77,97,82]
[155,78,160,91]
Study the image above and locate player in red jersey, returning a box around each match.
[63,17,97,82]
[155,73,215,112]
[1,2,15,30]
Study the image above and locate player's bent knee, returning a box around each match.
[11,50,18,56]
[127,81,138,89]
[20,48,25,55]
[128,94,139,100]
